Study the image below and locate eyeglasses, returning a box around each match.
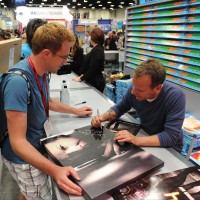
[55,53,68,61]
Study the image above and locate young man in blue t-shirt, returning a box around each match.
[1,23,93,199]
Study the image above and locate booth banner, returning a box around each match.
[140,0,162,4]
[16,6,72,25]
[98,24,111,33]
[74,25,85,43]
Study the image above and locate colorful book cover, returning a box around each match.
[112,166,200,200]
[190,150,200,166]
[41,125,163,199]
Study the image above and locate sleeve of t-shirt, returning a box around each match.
[3,74,29,112]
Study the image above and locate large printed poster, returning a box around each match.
[41,125,164,199]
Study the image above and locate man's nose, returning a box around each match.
[131,88,137,95]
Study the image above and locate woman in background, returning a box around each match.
[73,28,105,93]
[70,34,84,76]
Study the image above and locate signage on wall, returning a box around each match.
[16,6,72,25]
[140,0,162,4]
[72,12,89,19]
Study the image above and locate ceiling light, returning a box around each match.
[72,6,75,8]
[120,2,124,4]
[83,6,86,8]
[77,3,81,5]
[57,0,61,2]
[84,0,88,2]
[97,1,100,3]
[108,1,111,3]
[92,7,95,9]
[67,3,70,5]
[89,4,92,6]
[99,4,102,6]
[129,3,134,5]
[110,8,114,10]
[118,5,123,8]
[72,0,76,2]
[111,5,114,7]
[43,0,47,1]
[41,2,44,4]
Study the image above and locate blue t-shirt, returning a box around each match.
[112,81,186,152]
[21,43,32,58]
[1,59,49,164]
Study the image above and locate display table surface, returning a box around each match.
[49,73,193,200]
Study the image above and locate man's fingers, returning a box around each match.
[59,179,82,195]
[68,167,81,181]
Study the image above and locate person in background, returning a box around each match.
[116,33,124,50]
[21,18,47,59]
[72,28,105,93]
[0,23,93,200]
[70,34,84,76]
[14,29,21,38]
[0,29,11,40]
[104,31,117,50]
[91,58,186,152]
[83,30,91,48]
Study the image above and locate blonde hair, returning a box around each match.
[32,22,75,55]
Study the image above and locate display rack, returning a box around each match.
[125,0,200,92]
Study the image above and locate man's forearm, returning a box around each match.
[100,109,117,121]
[134,135,160,146]
[49,97,78,115]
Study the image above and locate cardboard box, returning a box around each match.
[0,38,22,73]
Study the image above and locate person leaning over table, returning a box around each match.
[91,58,186,152]
[72,28,105,93]
[0,23,93,199]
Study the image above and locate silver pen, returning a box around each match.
[97,109,102,129]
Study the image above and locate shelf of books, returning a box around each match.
[125,0,200,92]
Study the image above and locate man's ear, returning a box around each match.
[42,49,51,58]
[155,84,163,92]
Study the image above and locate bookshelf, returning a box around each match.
[125,0,200,92]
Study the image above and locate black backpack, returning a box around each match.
[0,70,31,147]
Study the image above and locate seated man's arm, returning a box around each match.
[157,90,186,151]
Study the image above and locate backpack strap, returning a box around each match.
[0,70,31,147]
[6,70,31,104]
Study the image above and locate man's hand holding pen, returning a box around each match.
[91,113,104,128]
